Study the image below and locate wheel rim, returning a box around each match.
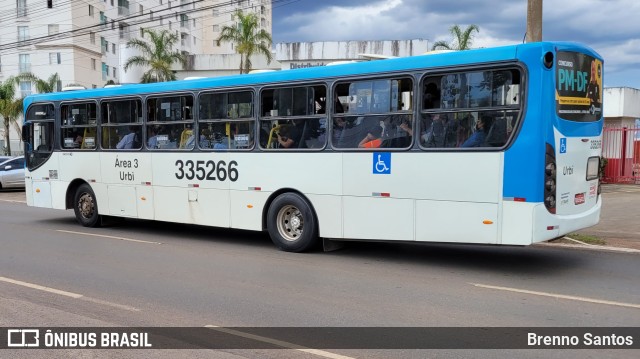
[77,192,95,220]
[276,205,304,242]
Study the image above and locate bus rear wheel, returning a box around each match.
[267,193,318,252]
[73,183,101,227]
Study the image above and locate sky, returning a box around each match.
[272,0,640,89]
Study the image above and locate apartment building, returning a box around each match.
[0,1,272,152]
[0,0,272,89]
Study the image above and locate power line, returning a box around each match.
[0,0,213,50]
[0,0,287,57]
[3,1,294,87]
[0,0,278,58]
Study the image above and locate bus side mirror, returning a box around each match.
[21,122,30,142]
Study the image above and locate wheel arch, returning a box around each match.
[261,188,320,234]
[65,179,91,210]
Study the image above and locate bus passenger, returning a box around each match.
[116,126,138,149]
[147,127,158,149]
[424,82,441,109]
[461,116,492,147]
[422,114,456,148]
[359,116,398,148]
[276,120,303,148]
[276,126,295,148]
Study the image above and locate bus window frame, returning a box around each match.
[99,96,144,151]
[330,75,415,152]
[145,92,195,151]
[197,87,256,151]
[59,100,99,151]
[258,83,328,152]
[24,102,57,171]
[418,64,526,152]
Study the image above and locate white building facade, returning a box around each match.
[177,39,430,79]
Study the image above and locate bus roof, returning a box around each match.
[23,41,600,108]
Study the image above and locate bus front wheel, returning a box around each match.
[267,193,318,252]
[73,183,101,227]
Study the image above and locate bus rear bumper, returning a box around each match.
[532,195,602,244]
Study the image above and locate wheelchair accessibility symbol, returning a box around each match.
[560,138,567,154]
[373,152,391,174]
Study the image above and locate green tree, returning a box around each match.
[15,72,61,93]
[124,28,187,83]
[217,10,273,74]
[432,24,480,51]
[0,77,24,155]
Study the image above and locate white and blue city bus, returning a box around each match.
[21,41,603,252]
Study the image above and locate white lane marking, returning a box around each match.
[0,276,82,298]
[80,296,140,312]
[0,275,139,312]
[56,229,162,245]
[205,325,356,359]
[471,283,640,309]
[0,199,27,203]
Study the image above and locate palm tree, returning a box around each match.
[124,28,187,83]
[432,24,480,51]
[0,77,24,155]
[15,72,61,93]
[217,10,273,74]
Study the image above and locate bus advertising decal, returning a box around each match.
[556,51,602,122]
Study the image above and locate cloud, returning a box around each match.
[276,0,408,42]
[273,0,640,88]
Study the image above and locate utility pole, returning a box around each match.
[526,0,543,42]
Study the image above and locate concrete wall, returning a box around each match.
[275,39,429,69]
[604,87,640,119]
[177,53,280,79]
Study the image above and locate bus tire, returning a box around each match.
[73,183,101,227]
[267,192,318,252]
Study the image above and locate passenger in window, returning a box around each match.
[277,120,304,148]
[184,130,205,150]
[358,118,384,148]
[276,126,295,148]
[332,117,348,142]
[398,117,413,137]
[392,116,413,147]
[461,116,492,148]
[423,83,441,109]
[116,126,138,149]
[212,131,228,149]
[147,127,159,149]
[422,113,457,148]
[457,114,474,146]
[73,133,83,148]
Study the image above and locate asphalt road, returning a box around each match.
[0,191,638,358]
